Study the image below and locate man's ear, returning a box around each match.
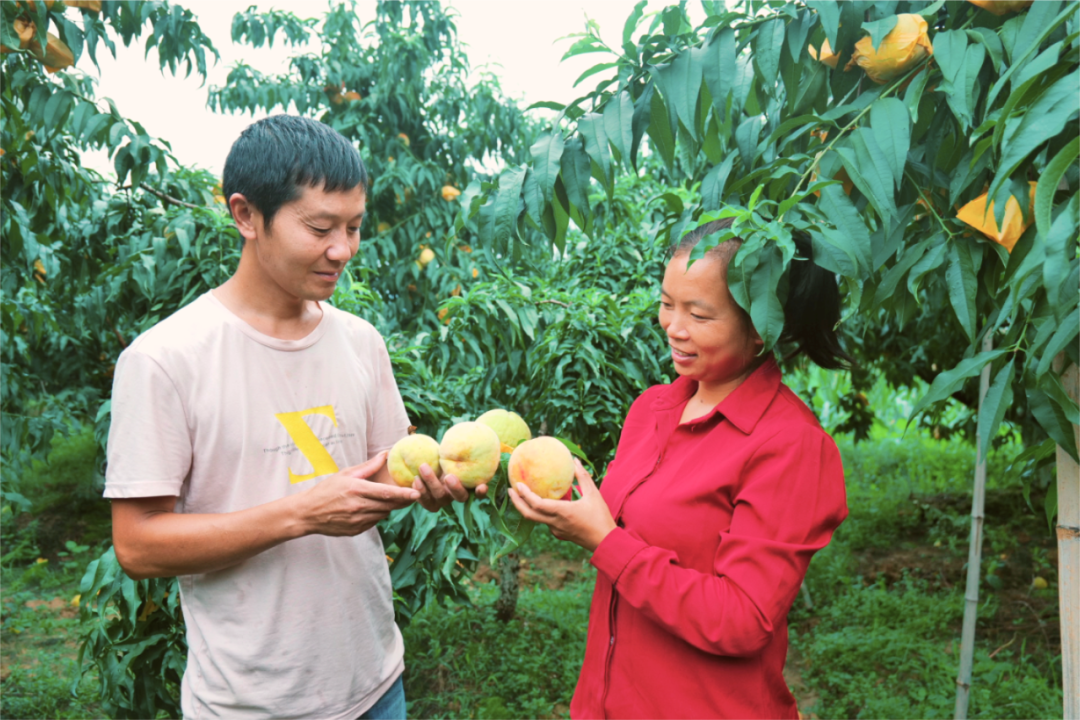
[228,193,260,243]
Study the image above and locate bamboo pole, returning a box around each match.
[955,334,994,720]
[1055,355,1079,720]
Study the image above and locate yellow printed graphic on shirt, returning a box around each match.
[274,405,340,484]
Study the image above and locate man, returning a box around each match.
[106,115,476,719]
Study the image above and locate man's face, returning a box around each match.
[243,184,366,303]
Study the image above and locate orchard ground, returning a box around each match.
[0,411,1062,719]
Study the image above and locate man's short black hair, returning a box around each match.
[222,115,369,230]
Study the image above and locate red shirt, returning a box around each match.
[570,359,848,720]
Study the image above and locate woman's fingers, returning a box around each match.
[510,484,562,521]
[508,487,547,523]
[573,458,599,495]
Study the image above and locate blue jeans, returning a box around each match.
[358,675,406,720]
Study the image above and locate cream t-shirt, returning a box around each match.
[105,292,411,720]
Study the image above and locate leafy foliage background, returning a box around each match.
[1,0,1076,717]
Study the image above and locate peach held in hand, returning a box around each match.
[388,434,441,488]
[509,437,575,500]
[438,421,501,489]
[476,409,532,450]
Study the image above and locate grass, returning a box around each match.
[0,423,1065,719]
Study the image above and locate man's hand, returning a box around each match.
[412,463,487,512]
[298,451,421,536]
[509,459,615,552]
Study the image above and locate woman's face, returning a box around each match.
[659,252,764,391]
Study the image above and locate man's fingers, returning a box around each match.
[354,477,419,503]
[342,451,390,480]
[414,463,450,499]
[440,473,471,503]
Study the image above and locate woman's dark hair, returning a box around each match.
[674,218,851,370]
[222,115,369,231]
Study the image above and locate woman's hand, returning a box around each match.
[509,459,616,552]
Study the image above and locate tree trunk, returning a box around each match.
[1054,357,1079,720]
[955,335,993,720]
[494,551,520,622]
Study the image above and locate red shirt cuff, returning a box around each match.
[590,527,649,584]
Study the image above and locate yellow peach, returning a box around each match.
[387,434,441,488]
[439,421,501,488]
[509,437,574,500]
[476,409,531,449]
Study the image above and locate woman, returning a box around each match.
[510,218,849,719]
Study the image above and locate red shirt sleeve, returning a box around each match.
[589,424,848,657]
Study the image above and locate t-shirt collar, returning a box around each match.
[205,292,331,351]
[652,357,782,435]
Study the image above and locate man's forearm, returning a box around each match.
[112,494,307,580]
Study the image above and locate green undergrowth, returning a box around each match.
[791,430,1063,719]
[401,573,594,720]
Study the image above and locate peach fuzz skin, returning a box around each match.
[508,437,575,500]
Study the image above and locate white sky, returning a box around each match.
[79,1,661,178]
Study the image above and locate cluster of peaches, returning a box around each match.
[387,410,574,500]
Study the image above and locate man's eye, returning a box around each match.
[311,227,331,234]
[348,227,361,234]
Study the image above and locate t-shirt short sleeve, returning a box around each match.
[104,349,192,499]
[364,331,411,458]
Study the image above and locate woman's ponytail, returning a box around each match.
[778,232,851,369]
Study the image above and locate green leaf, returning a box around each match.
[1036,307,1080,377]
[873,240,929,305]
[560,35,608,61]
[752,18,786,91]
[915,0,946,18]
[573,61,619,88]
[701,155,735,210]
[946,239,980,343]
[1012,0,1062,64]
[647,87,677,171]
[836,132,896,224]
[978,359,1015,463]
[727,240,787,352]
[703,27,735,116]
[522,169,544,226]
[909,348,1011,423]
[734,116,764,171]
[1027,385,1079,463]
[528,131,564,205]
[934,31,985,129]
[603,91,634,166]
[1035,136,1079,239]
[992,68,1080,199]
[862,16,898,53]
[492,166,527,247]
[559,138,592,216]
[870,98,910,189]
[578,112,613,194]
[654,47,704,141]
[967,27,1005,72]
[622,0,647,47]
[817,183,871,272]
[1042,192,1080,310]
[807,0,840,49]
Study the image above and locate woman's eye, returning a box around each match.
[311,227,331,234]
[691,314,707,321]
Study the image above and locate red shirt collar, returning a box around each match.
[651,357,782,435]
